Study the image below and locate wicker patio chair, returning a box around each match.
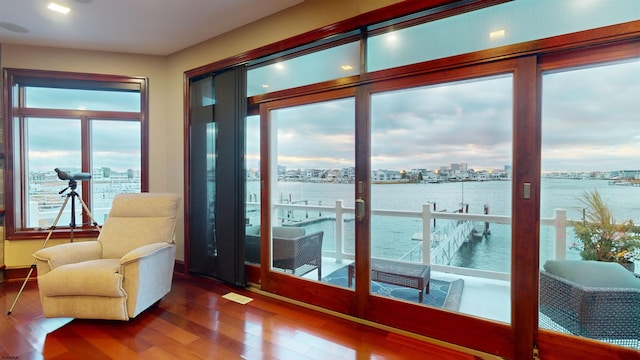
[539,260,640,349]
[245,225,324,280]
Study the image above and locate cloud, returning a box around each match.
[247,59,639,173]
[541,59,640,171]
[27,118,140,173]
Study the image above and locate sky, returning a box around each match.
[541,59,640,172]
[23,87,141,175]
[22,54,640,177]
[27,118,141,174]
[247,58,639,173]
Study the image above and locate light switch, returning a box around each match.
[523,182,531,200]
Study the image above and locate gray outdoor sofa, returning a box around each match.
[245,225,324,280]
[539,260,640,348]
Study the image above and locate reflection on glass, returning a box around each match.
[370,75,513,322]
[25,87,141,112]
[245,115,260,264]
[91,120,141,223]
[268,98,355,287]
[206,122,217,258]
[539,59,640,349]
[248,42,360,96]
[26,118,82,228]
[368,0,640,72]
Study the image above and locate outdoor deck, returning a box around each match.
[317,257,511,323]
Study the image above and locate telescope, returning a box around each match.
[55,168,91,181]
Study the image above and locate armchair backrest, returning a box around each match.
[98,193,181,259]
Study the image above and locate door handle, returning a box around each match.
[356,198,365,221]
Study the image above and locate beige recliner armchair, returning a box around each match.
[33,193,180,320]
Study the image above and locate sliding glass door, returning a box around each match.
[368,74,513,321]
[539,55,640,350]
[261,91,356,294]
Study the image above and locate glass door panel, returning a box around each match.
[268,97,355,286]
[539,58,640,350]
[188,76,217,277]
[370,75,513,322]
[245,114,261,264]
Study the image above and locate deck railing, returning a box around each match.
[260,201,574,282]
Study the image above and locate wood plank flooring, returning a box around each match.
[1,276,483,359]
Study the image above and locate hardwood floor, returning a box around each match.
[1,276,486,359]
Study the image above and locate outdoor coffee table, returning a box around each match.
[347,258,430,303]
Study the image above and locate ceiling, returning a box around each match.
[0,0,304,56]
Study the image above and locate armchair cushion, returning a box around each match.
[98,193,179,259]
[33,241,102,271]
[38,259,124,297]
[99,216,176,259]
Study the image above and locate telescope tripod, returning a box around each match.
[7,180,101,315]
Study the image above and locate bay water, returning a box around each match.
[248,178,640,273]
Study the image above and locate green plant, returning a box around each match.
[571,189,640,263]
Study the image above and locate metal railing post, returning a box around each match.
[335,200,344,263]
[423,203,432,265]
[555,209,567,260]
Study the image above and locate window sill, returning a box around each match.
[6,227,100,241]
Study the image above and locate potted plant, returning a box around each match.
[571,189,640,272]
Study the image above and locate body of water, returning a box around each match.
[247,178,640,273]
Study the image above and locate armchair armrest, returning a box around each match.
[120,242,174,265]
[33,241,102,270]
[119,242,176,318]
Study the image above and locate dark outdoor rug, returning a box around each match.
[321,266,464,311]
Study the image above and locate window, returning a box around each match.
[4,69,148,238]
[367,0,640,72]
[247,39,360,96]
[539,58,640,349]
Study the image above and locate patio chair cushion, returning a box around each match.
[272,226,305,239]
[245,225,305,239]
[544,260,640,289]
[246,225,260,236]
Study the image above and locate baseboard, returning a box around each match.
[3,265,37,283]
[173,260,186,278]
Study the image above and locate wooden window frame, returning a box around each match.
[3,68,149,240]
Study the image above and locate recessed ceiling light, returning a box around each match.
[48,2,71,14]
[341,65,353,71]
[261,84,269,89]
[489,29,506,39]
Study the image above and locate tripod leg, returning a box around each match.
[76,194,102,233]
[6,194,70,315]
[7,266,35,315]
